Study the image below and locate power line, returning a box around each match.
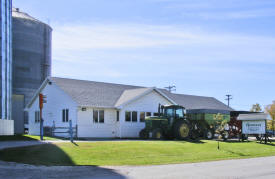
[165,85,176,93]
[225,94,233,107]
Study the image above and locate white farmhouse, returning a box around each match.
[26,77,232,138]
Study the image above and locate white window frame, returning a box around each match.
[93,109,104,123]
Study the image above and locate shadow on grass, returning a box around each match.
[221,140,253,144]
[186,139,206,144]
[0,143,126,178]
[0,135,38,141]
[0,134,66,142]
[72,142,79,146]
[223,150,249,157]
[256,142,275,147]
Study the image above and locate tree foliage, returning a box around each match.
[250,103,262,112]
[266,101,275,131]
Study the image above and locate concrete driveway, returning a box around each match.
[0,141,275,179]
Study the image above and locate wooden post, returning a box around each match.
[69,120,73,142]
[40,110,43,140]
[265,119,267,144]
[39,94,43,141]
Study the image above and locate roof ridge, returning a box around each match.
[159,89,213,98]
[51,76,144,89]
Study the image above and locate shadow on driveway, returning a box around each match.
[0,143,126,179]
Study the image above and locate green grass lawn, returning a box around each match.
[0,140,275,166]
[0,134,62,141]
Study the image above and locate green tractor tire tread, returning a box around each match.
[174,120,191,140]
[139,129,149,139]
[152,128,163,139]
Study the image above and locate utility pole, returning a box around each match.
[225,94,232,107]
[165,85,176,93]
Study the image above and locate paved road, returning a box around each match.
[0,156,275,179]
[0,141,275,179]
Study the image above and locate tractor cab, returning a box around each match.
[160,105,186,125]
[163,105,185,119]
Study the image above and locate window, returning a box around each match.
[125,111,131,122]
[132,111,137,122]
[93,110,104,123]
[99,110,104,123]
[35,111,40,123]
[165,108,174,118]
[116,111,119,121]
[62,109,69,122]
[146,112,151,117]
[93,110,98,123]
[140,112,145,122]
[153,112,159,117]
[175,108,184,118]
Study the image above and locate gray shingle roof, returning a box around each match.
[115,88,151,107]
[50,77,233,111]
[160,89,233,111]
[51,77,144,108]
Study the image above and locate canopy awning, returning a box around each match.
[237,113,271,121]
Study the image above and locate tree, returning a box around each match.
[250,103,262,112]
[266,101,275,134]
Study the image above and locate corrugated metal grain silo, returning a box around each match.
[12,8,52,134]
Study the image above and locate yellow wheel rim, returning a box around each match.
[179,124,189,138]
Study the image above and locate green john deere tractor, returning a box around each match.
[139,105,231,140]
[139,105,191,140]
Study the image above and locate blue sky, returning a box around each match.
[13,0,275,110]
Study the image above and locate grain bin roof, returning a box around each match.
[12,7,52,29]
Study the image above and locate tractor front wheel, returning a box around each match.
[139,129,149,139]
[174,121,191,140]
[152,128,163,139]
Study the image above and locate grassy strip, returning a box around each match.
[0,134,62,141]
[0,140,275,166]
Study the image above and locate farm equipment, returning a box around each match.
[139,104,230,140]
[229,111,263,140]
[139,105,191,140]
[186,109,230,140]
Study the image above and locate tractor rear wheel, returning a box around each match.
[174,120,191,140]
[152,128,163,139]
[205,129,214,140]
[139,129,149,139]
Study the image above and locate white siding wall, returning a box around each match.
[0,119,14,135]
[28,83,78,137]
[77,108,118,138]
[28,86,172,138]
[120,91,172,138]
